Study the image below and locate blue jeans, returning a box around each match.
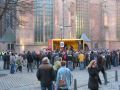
[41,82,53,90]
[10,64,15,74]
[80,62,84,70]
[68,61,73,71]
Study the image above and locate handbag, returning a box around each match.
[59,70,67,87]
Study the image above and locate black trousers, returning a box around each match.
[98,67,107,84]
[16,66,22,72]
[90,89,98,90]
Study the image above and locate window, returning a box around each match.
[34,0,53,43]
[7,44,14,50]
[76,0,89,38]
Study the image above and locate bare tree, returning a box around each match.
[0,0,33,25]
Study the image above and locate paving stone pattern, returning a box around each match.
[0,60,120,90]
[0,72,39,90]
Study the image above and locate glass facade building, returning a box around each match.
[76,0,89,38]
[34,0,54,44]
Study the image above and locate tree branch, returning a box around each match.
[0,0,33,21]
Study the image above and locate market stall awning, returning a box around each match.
[80,33,91,42]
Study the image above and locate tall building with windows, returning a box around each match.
[90,0,118,49]
[1,0,120,52]
[0,0,3,38]
[54,0,76,39]
[0,0,16,51]
[16,0,35,52]
[16,0,54,52]
[34,0,54,44]
[101,0,117,49]
[76,0,90,38]
[116,0,120,40]
[89,0,103,48]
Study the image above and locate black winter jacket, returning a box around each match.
[88,67,99,90]
[36,63,55,86]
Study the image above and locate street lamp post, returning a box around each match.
[59,0,65,50]
[43,0,46,43]
[60,26,63,41]
[62,0,65,39]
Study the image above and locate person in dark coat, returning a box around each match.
[87,60,100,90]
[26,51,33,72]
[97,55,109,85]
[36,51,43,69]
[3,53,7,69]
[36,57,55,90]
[6,52,10,69]
[106,52,111,69]
[3,52,10,70]
[90,51,95,61]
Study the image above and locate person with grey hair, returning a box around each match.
[44,57,51,63]
[36,57,55,90]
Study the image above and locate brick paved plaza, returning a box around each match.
[0,61,120,90]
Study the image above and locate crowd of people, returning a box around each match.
[1,48,120,90]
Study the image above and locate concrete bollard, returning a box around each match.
[115,70,118,82]
[104,72,108,85]
[74,79,77,90]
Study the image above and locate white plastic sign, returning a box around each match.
[60,42,64,47]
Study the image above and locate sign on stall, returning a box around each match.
[60,42,64,47]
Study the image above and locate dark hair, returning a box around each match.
[97,55,103,65]
[11,53,14,56]
[91,51,94,54]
